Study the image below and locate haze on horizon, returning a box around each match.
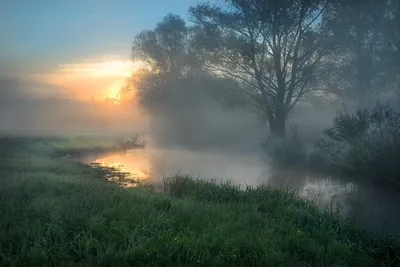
[0,0,396,147]
[0,0,207,135]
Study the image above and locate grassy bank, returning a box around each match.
[0,137,399,266]
[0,135,144,159]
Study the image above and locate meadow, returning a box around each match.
[0,136,399,266]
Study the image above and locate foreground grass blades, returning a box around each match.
[0,137,399,266]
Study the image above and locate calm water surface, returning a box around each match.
[79,148,400,236]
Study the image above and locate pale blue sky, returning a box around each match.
[0,0,204,76]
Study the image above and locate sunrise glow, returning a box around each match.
[32,57,141,102]
[59,59,135,77]
[107,80,124,102]
[92,152,152,182]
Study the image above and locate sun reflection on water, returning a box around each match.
[90,150,152,187]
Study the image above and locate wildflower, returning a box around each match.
[296,230,304,236]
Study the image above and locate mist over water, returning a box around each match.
[2,55,400,238]
[4,75,400,236]
[80,148,400,236]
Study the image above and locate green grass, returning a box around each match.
[0,135,143,159]
[0,137,399,266]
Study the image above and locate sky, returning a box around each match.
[0,0,203,100]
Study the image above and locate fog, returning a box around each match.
[0,76,147,136]
[0,75,336,149]
[2,0,400,238]
[3,69,400,238]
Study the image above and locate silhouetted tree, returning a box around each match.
[132,13,196,76]
[129,13,249,149]
[130,14,194,111]
[190,0,332,137]
[131,13,246,113]
[322,0,388,109]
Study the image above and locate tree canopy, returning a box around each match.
[189,0,332,136]
[128,0,400,137]
[321,0,388,108]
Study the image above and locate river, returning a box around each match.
[78,147,400,237]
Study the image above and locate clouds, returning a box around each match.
[32,57,138,101]
[57,59,135,77]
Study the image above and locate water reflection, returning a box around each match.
[346,186,400,235]
[93,150,152,179]
[81,149,355,213]
[266,169,356,213]
[80,150,153,187]
[80,148,400,236]
[265,169,400,235]
[80,148,270,186]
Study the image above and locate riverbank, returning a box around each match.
[0,137,399,266]
[0,135,144,158]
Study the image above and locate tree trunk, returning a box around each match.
[269,93,287,137]
[269,114,286,138]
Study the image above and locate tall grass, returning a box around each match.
[0,137,399,266]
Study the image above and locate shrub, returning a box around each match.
[261,126,308,168]
[114,134,146,149]
[313,102,400,187]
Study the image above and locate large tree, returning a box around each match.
[322,0,387,109]
[130,14,195,111]
[130,13,245,113]
[190,0,332,137]
[132,13,195,76]
[129,13,248,148]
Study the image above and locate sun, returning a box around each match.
[105,79,125,104]
[109,85,121,100]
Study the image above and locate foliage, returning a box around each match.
[190,0,333,136]
[128,0,400,139]
[130,14,193,113]
[132,13,196,75]
[114,134,146,150]
[130,13,247,113]
[321,0,397,108]
[126,0,400,140]
[313,103,400,187]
